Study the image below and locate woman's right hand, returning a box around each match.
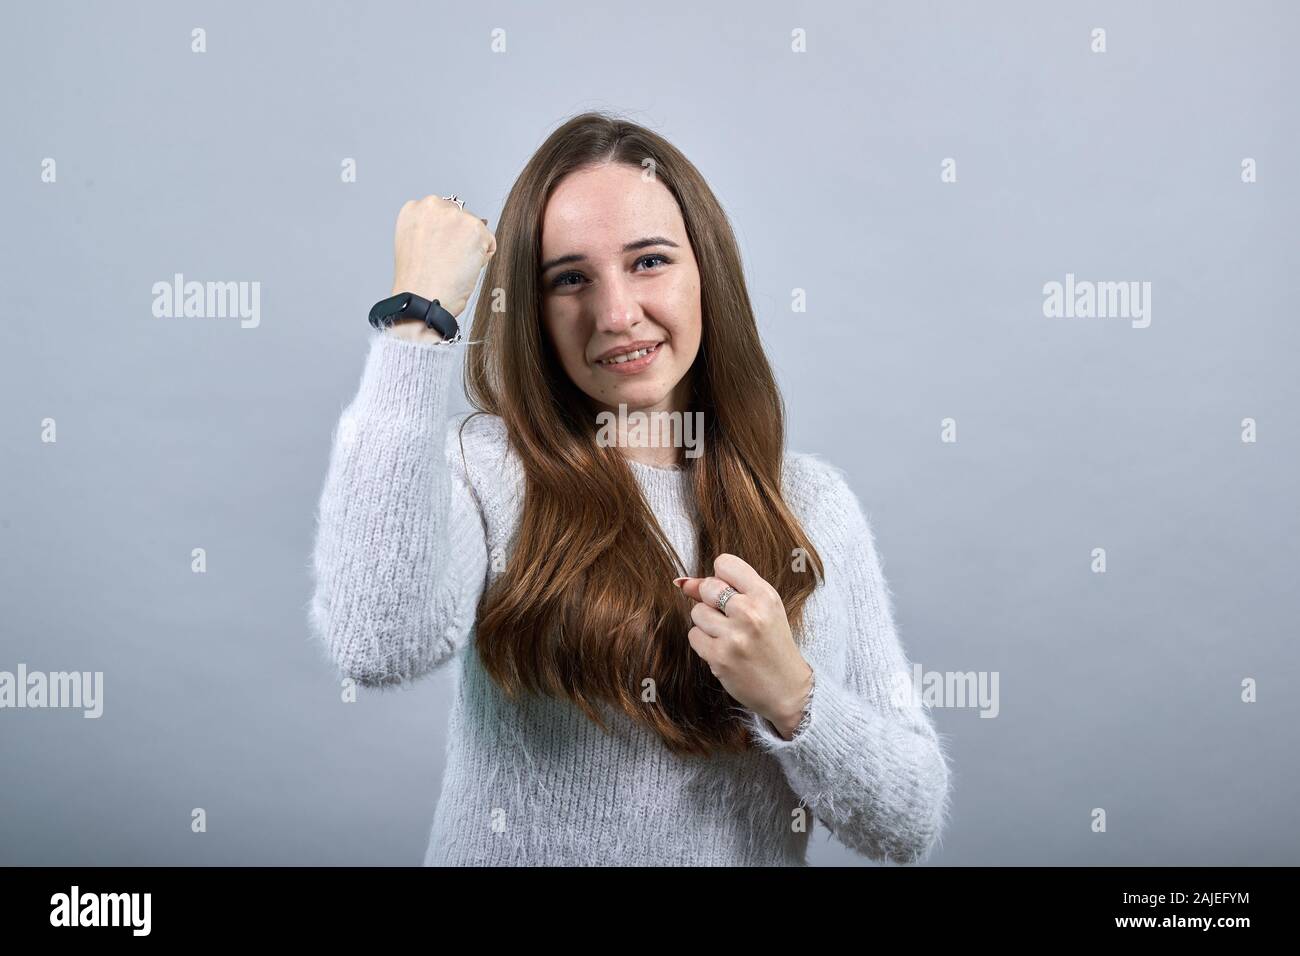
[387,195,497,344]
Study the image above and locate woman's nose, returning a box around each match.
[592,277,639,332]
[597,308,634,332]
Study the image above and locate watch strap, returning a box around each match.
[369,292,460,342]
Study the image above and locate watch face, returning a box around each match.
[378,293,411,320]
[370,293,414,329]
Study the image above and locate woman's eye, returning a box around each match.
[550,254,670,289]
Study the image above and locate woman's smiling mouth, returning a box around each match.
[594,341,664,373]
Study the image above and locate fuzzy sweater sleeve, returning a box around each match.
[742,461,953,865]
[307,330,490,687]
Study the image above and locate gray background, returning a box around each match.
[1,0,1296,866]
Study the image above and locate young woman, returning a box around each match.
[309,112,952,867]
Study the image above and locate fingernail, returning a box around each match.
[672,577,688,588]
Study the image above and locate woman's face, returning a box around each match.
[539,162,702,417]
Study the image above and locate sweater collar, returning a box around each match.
[626,457,694,517]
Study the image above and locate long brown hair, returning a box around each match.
[461,111,824,758]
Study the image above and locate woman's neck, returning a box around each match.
[621,443,683,470]
[592,375,698,471]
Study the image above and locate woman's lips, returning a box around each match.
[595,341,663,374]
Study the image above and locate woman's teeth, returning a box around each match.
[599,344,658,366]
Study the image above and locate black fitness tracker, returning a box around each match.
[369,292,460,341]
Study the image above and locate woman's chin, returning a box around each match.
[616,386,672,412]
[585,379,660,412]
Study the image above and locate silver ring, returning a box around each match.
[441,195,465,210]
[714,585,737,614]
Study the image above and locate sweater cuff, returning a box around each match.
[745,655,831,750]
[744,654,910,767]
[347,329,460,425]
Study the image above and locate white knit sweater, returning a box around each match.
[308,330,952,866]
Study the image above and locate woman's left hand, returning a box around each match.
[676,553,813,739]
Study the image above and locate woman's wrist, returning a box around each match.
[770,663,816,741]
[383,283,458,345]
[384,319,446,345]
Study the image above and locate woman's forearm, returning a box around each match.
[308,331,486,686]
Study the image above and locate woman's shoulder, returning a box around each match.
[782,449,854,504]
[445,409,509,453]
[781,449,874,543]
[443,411,521,492]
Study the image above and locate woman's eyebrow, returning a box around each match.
[540,236,679,274]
